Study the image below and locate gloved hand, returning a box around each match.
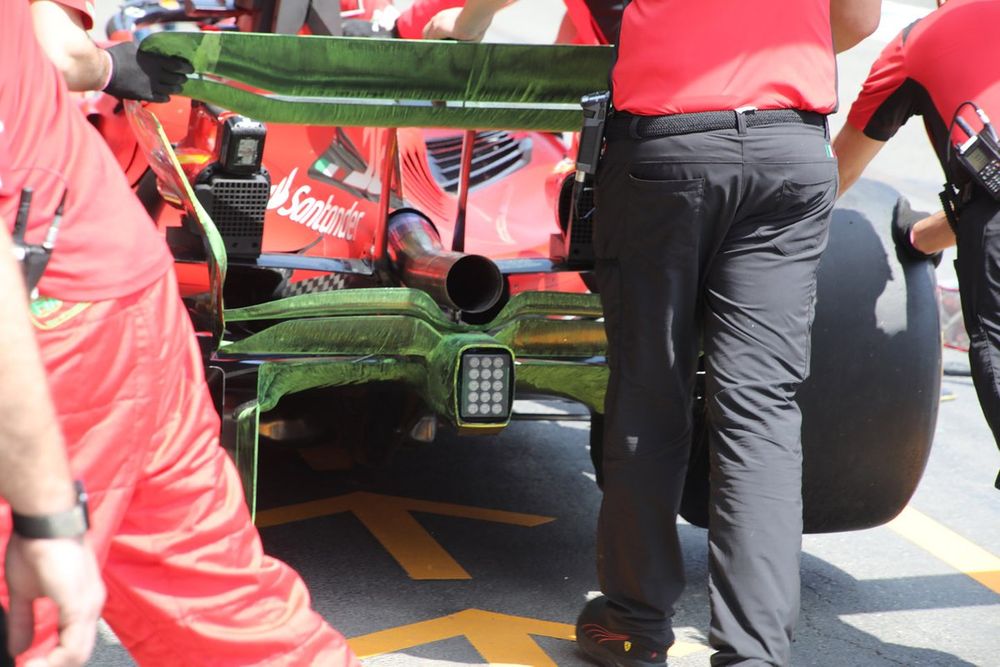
[103,41,194,103]
[892,197,943,266]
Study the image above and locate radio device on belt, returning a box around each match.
[941,102,1000,230]
[576,91,611,178]
[555,91,610,267]
[10,187,66,299]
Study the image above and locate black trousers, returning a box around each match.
[954,193,1000,488]
[593,118,837,666]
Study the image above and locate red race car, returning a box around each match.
[91,0,942,535]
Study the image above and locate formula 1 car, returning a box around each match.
[94,0,941,534]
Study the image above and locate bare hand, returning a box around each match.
[423,8,489,41]
[5,535,105,667]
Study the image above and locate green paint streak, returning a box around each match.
[141,33,614,131]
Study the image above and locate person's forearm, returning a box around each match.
[831,0,881,53]
[0,227,76,516]
[911,210,956,253]
[832,123,886,197]
[30,0,112,92]
[451,0,515,40]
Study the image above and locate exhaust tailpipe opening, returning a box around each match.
[388,209,504,314]
[445,254,504,313]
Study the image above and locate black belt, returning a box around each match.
[605,108,827,141]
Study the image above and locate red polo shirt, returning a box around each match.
[0,0,172,301]
[612,0,837,116]
[846,0,1000,177]
[55,0,94,28]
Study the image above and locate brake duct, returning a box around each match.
[387,209,504,314]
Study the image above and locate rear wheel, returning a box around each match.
[675,180,942,532]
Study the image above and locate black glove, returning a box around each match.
[892,196,943,267]
[103,41,194,103]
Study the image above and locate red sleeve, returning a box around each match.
[54,0,94,30]
[394,0,464,39]
[846,24,920,141]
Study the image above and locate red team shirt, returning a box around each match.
[846,0,1000,177]
[0,0,172,301]
[612,0,837,116]
[56,0,95,28]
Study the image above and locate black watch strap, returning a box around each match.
[11,480,90,539]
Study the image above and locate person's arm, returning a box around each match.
[831,0,882,53]
[833,125,956,253]
[423,0,515,41]
[29,0,193,102]
[29,0,110,92]
[832,122,886,195]
[0,223,105,666]
[909,209,956,254]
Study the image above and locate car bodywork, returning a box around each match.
[97,1,942,533]
[124,23,614,516]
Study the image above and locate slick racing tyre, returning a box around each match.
[680,179,942,533]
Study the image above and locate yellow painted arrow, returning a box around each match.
[350,609,708,666]
[254,492,553,579]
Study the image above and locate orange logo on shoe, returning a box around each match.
[581,623,630,645]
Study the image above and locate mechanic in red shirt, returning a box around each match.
[570,2,880,666]
[834,0,1000,489]
[1,2,359,665]
[347,0,620,45]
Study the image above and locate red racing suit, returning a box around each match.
[0,2,358,664]
[1,277,359,666]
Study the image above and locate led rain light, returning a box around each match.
[459,350,513,422]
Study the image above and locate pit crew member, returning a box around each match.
[833,0,1000,489]
[572,1,881,666]
[1,2,359,665]
[346,0,621,45]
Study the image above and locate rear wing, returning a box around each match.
[141,32,614,131]
[133,33,613,346]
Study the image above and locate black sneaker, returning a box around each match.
[575,596,669,667]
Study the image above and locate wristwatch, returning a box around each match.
[11,480,90,539]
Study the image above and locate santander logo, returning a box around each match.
[268,168,365,241]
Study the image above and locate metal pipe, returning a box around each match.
[451,129,477,252]
[387,209,503,313]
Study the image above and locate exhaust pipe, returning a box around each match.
[387,209,504,313]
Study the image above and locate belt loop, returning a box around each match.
[734,110,747,135]
[628,115,641,140]
[734,106,755,135]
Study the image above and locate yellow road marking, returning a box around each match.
[349,609,707,666]
[888,506,1000,595]
[255,492,553,580]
